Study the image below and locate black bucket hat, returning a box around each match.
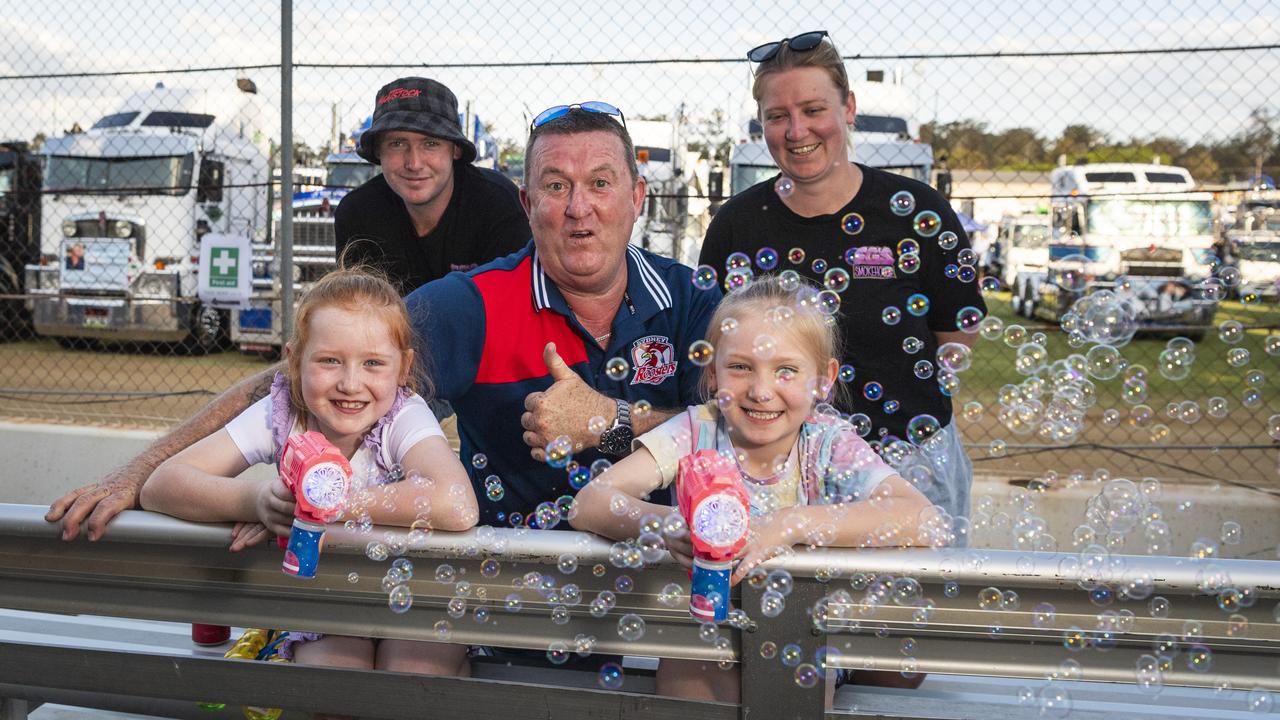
[357,77,477,165]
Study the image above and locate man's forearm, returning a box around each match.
[628,406,680,436]
[131,367,277,479]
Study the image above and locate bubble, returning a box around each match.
[545,640,570,665]
[838,364,856,383]
[810,258,828,274]
[815,290,841,315]
[831,210,866,236]
[989,439,1007,457]
[781,643,803,667]
[759,641,778,660]
[944,263,959,278]
[752,334,777,359]
[761,589,786,617]
[1062,626,1086,651]
[981,276,1001,293]
[1149,596,1170,618]
[366,541,390,562]
[687,340,714,367]
[1004,324,1028,347]
[889,190,917,216]
[916,356,936,379]
[1227,347,1251,368]
[724,267,753,291]
[823,267,851,293]
[1221,521,1243,545]
[724,252,751,272]
[545,436,573,469]
[862,382,884,401]
[617,613,646,641]
[1218,320,1245,344]
[955,306,984,333]
[905,293,930,316]
[598,662,624,689]
[794,663,820,688]
[1054,255,1092,292]
[937,342,973,372]
[1217,265,1241,287]
[747,244,778,270]
[1248,688,1275,713]
[906,414,941,445]
[901,336,923,354]
[605,357,629,381]
[471,453,488,470]
[1186,644,1212,672]
[719,318,739,337]
[1032,603,1057,628]
[882,306,902,325]
[692,265,718,291]
[1266,335,1280,356]
[388,584,413,614]
[897,252,921,274]
[1086,345,1122,380]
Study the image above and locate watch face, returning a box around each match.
[600,426,634,455]
[301,463,349,511]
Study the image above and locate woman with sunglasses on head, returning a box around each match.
[700,33,985,689]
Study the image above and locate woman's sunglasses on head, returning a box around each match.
[747,30,829,63]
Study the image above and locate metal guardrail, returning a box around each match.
[0,503,1278,719]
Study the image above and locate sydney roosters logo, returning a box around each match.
[378,88,422,105]
[630,335,677,385]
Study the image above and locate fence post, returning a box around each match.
[279,0,294,343]
[739,577,826,719]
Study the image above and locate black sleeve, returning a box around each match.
[699,207,732,275]
[924,200,988,332]
[485,193,532,258]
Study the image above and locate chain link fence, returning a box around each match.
[1,1,1278,494]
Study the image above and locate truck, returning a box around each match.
[1221,188,1280,301]
[0,141,42,339]
[25,81,269,351]
[1011,162,1219,335]
[627,117,697,264]
[986,212,1051,290]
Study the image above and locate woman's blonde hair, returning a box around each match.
[701,274,842,401]
[751,36,851,104]
[284,265,429,418]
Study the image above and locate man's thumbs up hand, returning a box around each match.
[521,343,617,461]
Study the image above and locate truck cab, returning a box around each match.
[989,212,1051,289]
[1223,190,1280,300]
[0,141,42,338]
[26,82,268,351]
[1015,162,1218,332]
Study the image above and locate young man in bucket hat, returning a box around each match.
[335,77,530,294]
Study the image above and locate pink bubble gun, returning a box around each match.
[676,424,750,622]
[277,431,352,578]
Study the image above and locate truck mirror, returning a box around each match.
[936,170,952,200]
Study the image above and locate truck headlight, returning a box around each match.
[113,220,132,238]
[61,220,77,237]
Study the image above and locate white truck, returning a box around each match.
[1012,162,1219,334]
[987,212,1051,289]
[26,82,269,351]
[1222,189,1280,300]
[627,117,696,264]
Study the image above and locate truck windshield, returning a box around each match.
[326,163,378,189]
[1086,199,1212,238]
[1236,241,1280,263]
[1014,224,1051,248]
[732,165,778,196]
[0,168,11,196]
[44,154,195,195]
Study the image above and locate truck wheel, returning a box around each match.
[182,304,228,355]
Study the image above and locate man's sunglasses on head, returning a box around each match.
[747,30,829,63]
[531,101,627,131]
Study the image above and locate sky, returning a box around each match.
[2,0,1277,156]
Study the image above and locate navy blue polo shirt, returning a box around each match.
[406,241,721,527]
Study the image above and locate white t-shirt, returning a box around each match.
[225,393,444,479]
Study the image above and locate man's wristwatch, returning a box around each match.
[597,399,634,457]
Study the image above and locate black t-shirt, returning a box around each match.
[334,164,531,294]
[700,164,987,441]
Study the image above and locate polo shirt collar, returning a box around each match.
[530,244,673,319]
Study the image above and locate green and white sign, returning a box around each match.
[198,233,252,308]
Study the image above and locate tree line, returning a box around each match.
[923,108,1279,184]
